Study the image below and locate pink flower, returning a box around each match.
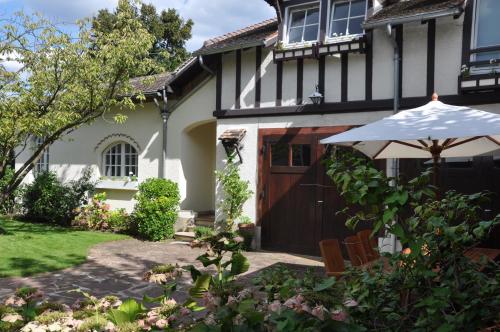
[233,236,244,243]
[156,319,168,329]
[268,300,282,313]
[343,299,358,308]
[311,305,325,321]
[179,307,191,317]
[4,296,25,307]
[1,313,23,323]
[331,309,347,322]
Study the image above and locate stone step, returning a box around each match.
[174,231,195,242]
[195,215,215,228]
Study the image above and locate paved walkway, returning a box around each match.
[0,239,323,304]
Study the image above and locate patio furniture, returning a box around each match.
[357,229,380,262]
[343,235,368,266]
[319,239,345,277]
[465,247,500,270]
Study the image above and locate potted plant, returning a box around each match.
[237,216,255,250]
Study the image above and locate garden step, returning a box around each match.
[195,215,215,228]
[174,231,195,242]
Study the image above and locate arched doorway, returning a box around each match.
[181,120,216,213]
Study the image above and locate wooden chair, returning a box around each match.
[344,235,368,266]
[357,229,380,262]
[319,239,345,277]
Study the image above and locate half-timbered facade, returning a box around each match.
[16,0,500,255]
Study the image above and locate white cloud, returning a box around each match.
[1,51,23,72]
[5,0,276,51]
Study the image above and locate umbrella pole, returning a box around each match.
[430,141,442,199]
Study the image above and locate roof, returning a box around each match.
[129,57,198,95]
[194,18,278,55]
[130,72,173,95]
[218,129,247,142]
[364,0,466,28]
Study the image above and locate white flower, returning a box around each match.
[343,299,358,307]
[2,313,23,323]
[48,322,62,331]
[311,305,325,321]
[233,236,244,243]
[268,300,282,313]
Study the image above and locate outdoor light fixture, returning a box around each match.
[309,84,324,105]
[218,129,246,163]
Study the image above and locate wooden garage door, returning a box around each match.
[258,127,368,256]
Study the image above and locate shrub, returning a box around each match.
[215,158,253,230]
[194,226,214,239]
[0,167,21,216]
[22,169,94,226]
[107,209,132,233]
[133,178,180,241]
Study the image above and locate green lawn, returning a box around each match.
[0,218,128,278]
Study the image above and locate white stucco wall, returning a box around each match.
[348,53,366,101]
[324,55,342,103]
[260,49,277,108]
[372,28,394,100]
[16,104,163,212]
[241,48,256,108]
[435,15,463,96]
[221,52,236,110]
[402,22,428,98]
[166,77,217,212]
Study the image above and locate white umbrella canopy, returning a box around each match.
[320,97,500,161]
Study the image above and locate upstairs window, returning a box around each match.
[472,0,500,64]
[329,0,367,38]
[103,142,138,178]
[33,137,49,176]
[287,6,320,44]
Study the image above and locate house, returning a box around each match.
[16,0,500,255]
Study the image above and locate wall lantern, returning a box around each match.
[309,84,324,105]
[218,129,246,163]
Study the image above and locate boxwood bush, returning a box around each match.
[22,169,94,226]
[133,178,180,241]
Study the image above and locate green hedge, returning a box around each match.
[133,178,180,241]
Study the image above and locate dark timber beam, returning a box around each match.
[235,49,242,109]
[341,53,348,102]
[276,61,283,106]
[427,19,436,97]
[365,30,373,101]
[255,46,262,108]
[297,58,304,105]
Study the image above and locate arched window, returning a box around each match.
[103,142,138,177]
[34,137,49,176]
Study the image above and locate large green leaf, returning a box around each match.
[313,276,337,292]
[107,298,145,326]
[189,274,211,298]
[230,252,250,276]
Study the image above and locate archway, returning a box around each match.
[180,120,216,213]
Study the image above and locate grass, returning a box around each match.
[0,218,128,278]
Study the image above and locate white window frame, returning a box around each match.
[103,142,138,178]
[470,0,500,73]
[284,2,321,47]
[33,137,49,176]
[326,0,367,43]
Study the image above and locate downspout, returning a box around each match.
[154,89,170,179]
[386,23,400,253]
[198,55,215,76]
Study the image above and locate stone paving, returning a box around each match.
[0,239,323,304]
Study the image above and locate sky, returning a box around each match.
[0,0,276,52]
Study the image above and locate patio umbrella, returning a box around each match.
[320,94,500,185]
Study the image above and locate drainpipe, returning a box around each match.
[154,89,171,179]
[198,55,215,75]
[386,23,401,253]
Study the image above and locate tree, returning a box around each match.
[0,0,155,206]
[92,1,193,74]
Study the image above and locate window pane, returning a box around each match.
[330,19,348,37]
[476,0,500,47]
[350,0,366,17]
[292,145,311,166]
[348,17,364,35]
[333,3,349,20]
[305,8,320,25]
[271,143,289,166]
[303,24,319,41]
[288,27,303,43]
[476,50,500,61]
[290,10,306,27]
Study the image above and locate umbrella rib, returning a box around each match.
[418,140,429,148]
[373,141,392,159]
[485,136,500,146]
[392,140,427,150]
[444,136,482,150]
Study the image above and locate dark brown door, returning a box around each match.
[259,127,364,256]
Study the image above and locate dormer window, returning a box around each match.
[287,6,320,44]
[329,0,367,38]
[471,0,500,69]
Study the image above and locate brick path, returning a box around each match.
[0,239,323,304]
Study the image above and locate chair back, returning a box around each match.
[319,239,345,277]
[357,229,380,262]
[344,235,368,266]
